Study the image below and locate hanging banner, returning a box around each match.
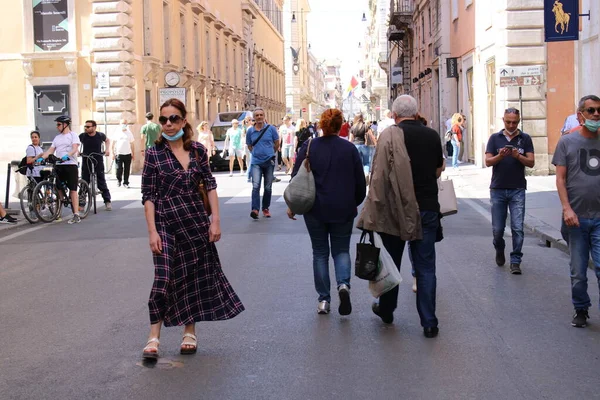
[33,0,69,52]
[544,0,579,42]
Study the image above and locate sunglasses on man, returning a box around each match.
[583,107,600,115]
[158,115,184,125]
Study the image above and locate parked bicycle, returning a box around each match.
[17,165,45,224]
[81,152,104,214]
[31,158,92,223]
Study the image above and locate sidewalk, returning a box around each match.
[443,162,568,253]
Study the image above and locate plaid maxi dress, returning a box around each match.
[142,141,244,326]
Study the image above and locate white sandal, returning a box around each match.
[142,338,160,359]
[180,333,197,355]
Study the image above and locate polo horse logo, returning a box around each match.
[552,0,571,34]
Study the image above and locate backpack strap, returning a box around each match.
[251,124,271,147]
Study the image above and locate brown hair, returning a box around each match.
[156,98,194,150]
[320,109,344,136]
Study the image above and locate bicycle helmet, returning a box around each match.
[54,115,72,124]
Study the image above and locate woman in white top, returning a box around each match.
[196,121,216,157]
[25,130,45,182]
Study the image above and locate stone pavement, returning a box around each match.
[443,162,568,253]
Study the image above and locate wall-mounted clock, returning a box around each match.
[165,71,180,87]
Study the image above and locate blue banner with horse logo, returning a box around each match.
[544,0,579,42]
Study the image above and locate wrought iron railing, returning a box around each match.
[391,0,414,14]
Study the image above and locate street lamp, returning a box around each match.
[362,12,367,22]
[291,12,296,23]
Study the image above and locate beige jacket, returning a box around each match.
[356,125,422,241]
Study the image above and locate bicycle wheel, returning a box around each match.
[78,179,92,219]
[32,180,62,223]
[19,185,39,224]
[91,175,97,214]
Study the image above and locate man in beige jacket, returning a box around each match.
[357,95,444,338]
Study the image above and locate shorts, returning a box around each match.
[282,145,294,159]
[55,164,79,191]
[229,148,244,158]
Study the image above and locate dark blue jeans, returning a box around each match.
[251,158,275,211]
[490,188,526,264]
[567,217,600,310]
[303,213,353,302]
[378,210,439,328]
[355,144,371,174]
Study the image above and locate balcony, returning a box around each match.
[378,52,389,71]
[390,0,413,29]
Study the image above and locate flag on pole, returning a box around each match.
[344,76,359,98]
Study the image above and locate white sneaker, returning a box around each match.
[105,202,112,211]
[68,214,81,224]
[317,300,330,314]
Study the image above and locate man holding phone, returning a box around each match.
[484,108,535,274]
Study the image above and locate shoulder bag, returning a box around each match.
[283,138,315,215]
[251,124,271,147]
[194,149,212,217]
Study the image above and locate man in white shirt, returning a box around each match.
[37,115,82,224]
[377,109,395,136]
[278,115,296,173]
[112,119,135,188]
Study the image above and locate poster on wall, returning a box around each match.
[159,88,187,106]
[33,0,69,52]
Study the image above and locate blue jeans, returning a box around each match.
[378,210,439,328]
[355,144,371,174]
[251,158,275,211]
[567,218,600,310]
[303,213,353,302]
[451,139,459,168]
[490,188,526,264]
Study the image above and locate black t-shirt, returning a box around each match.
[485,130,534,189]
[351,123,367,144]
[296,128,311,150]
[399,120,444,212]
[79,131,107,155]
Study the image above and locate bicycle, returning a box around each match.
[31,159,92,223]
[81,152,104,215]
[17,167,47,224]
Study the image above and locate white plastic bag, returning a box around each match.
[368,232,402,298]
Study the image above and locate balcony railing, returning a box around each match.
[391,0,413,14]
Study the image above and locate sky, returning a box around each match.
[306,0,370,86]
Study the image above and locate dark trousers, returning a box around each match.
[115,153,132,185]
[81,154,111,203]
[378,210,440,328]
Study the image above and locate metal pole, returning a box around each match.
[103,98,107,135]
[519,86,524,131]
[5,163,10,209]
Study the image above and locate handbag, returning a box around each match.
[354,230,380,281]
[283,138,315,215]
[438,178,457,216]
[194,150,212,216]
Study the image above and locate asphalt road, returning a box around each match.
[1,172,599,400]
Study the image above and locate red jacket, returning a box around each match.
[339,123,350,138]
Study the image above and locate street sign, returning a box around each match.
[96,72,110,97]
[159,87,186,106]
[498,66,544,87]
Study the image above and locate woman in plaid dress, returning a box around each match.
[141,98,244,359]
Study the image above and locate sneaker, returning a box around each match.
[262,209,271,218]
[229,173,233,177]
[105,202,112,211]
[338,284,352,315]
[371,302,393,324]
[572,309,589,328]
[117,182,121,187]
[0,214,17,224]
[250,210,259,220]
[68,214,81,224]
[273,177,281,183]
[496,250,506,266]
[412,277,417,293]
[509,263,522,275]
[317,300,330,314]
[123,184,129,189]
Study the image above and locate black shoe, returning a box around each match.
[273,177,281,183]
[117,182,121,187]
[338,284,352,316]
[0,214,17,224]
[572,309,589,328]
[495,250,505,266]
[509,263,522,274]
[250,210,259,220]
[423,327,439,338]
[371,303,393,324]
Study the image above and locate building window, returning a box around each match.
[194,21,200,73]
[216,36,220,80]
[195,98,200,120]
[451,0,458,21]
[233,45,237,87]
[180,12,186,68]
[485,58,496,134]
[145,90,152,113]
[163,2,170,63]
[143,0,152,56]
[205,28,211,78]
[207,100,211,120]
[225,42,229,85]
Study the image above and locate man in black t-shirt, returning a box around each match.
[374,95,443,339]
[80,120,112,211]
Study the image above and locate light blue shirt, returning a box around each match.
[246,124,279,165]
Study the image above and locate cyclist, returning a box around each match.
[79,120,112,211]
[36,115,82,224]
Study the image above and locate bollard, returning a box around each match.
[5,163,10,209]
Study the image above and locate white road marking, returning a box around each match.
[122,201,143,209]
[224,187,253,204]
[0,224,48,244]
[460,197,512,237]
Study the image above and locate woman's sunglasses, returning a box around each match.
[158,114,183,125]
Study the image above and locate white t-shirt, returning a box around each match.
[279,124,295,146]
[51,131,80,165]
[377,118,395,135]
[112,129,135,155]
[26,145,44,177]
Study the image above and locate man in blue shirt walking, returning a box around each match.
[246,107,280,219]
[484,108,535,274]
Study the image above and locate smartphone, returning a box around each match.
[504,145,514,149]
